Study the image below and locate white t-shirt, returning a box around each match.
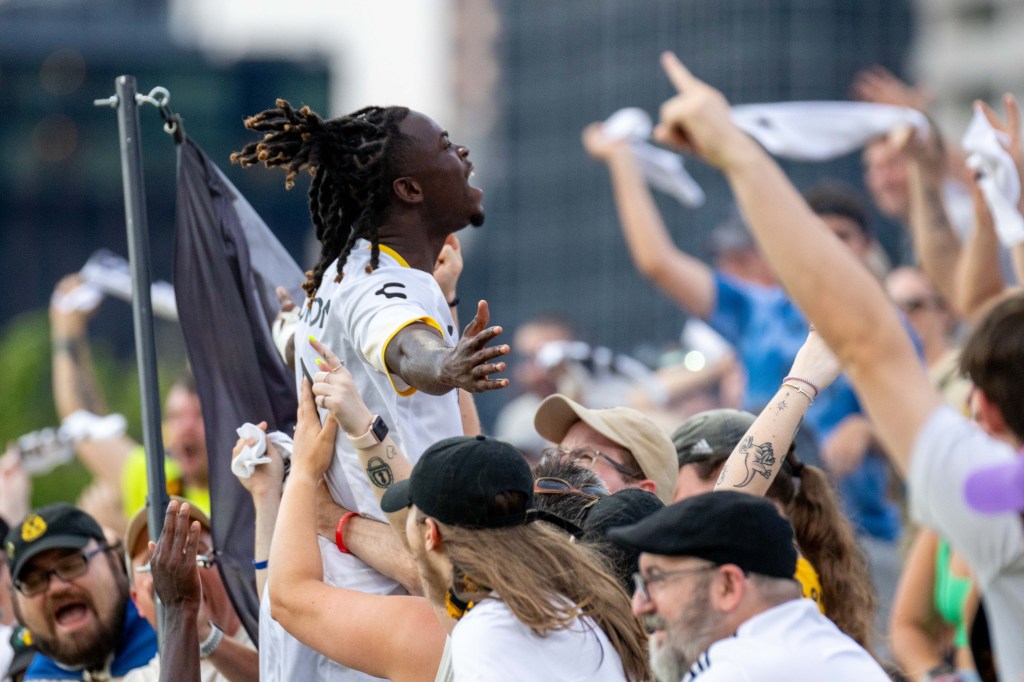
[910,406,1024,681]
[451,598,627,681]
[0,623,12,682]
[124,624,255,682]
[683,599,887,681]
[258,552,401,682]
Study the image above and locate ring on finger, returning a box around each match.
[329,362,345,373]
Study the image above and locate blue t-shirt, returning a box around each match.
[24,600,157,680]
[708,271,900,541]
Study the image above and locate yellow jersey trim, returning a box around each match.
[375,244,410,268]
[381,316,445,396]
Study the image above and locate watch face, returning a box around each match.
[371,416,389,443]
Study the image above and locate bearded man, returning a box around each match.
[4,504,156,681]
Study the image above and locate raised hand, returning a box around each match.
[788,328,842,398]
[274,286,299,368]
[439,300,510,393]
[581,122,631,162]
[231,421,285,499]
[309,338,375,437]
[851,65,933,112]
[0,445,31,525]
[978,94,1024,214]
[49,273,97,337]
[433,234,463,304]
[653,52,755,170]
[292,380,339,478]
[151,499,202,608]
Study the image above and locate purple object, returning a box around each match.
[964,452,1024,514]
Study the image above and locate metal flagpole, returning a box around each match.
[95,75,170,569]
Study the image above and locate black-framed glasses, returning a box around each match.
[546,447,643,480]
[534,477,610,500]
[15,543,120,597]
[135,551,217,575]
[632,564,717,603]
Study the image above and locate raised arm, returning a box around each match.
[230,422,284,601]
[269,382,445,681]
[892,126,962,304]
[582,123,716,318]
[49,275,133,485]
[385,299,510,396]
[654,52,940,471]
[715,330,841,494]
[955,172,1010,321]
[432,234,482,435]
[889,529,948,682]
[314,482,423,594]
[312,339,417,538]
[152,500,203,682]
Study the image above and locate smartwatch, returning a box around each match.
[348,415,389,449]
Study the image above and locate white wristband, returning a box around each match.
[199,623,224,658]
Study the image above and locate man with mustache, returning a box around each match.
[4,504,156,681]
[609,491,886,681]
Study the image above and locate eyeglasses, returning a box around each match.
[632,564,717,603]
[534,477,610,500]
[545,447,643,480]
[15,544,119,597]
[135,551,217,575]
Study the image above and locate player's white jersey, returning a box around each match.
[294,240,463,521]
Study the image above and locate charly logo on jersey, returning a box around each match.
[374,282,408,300]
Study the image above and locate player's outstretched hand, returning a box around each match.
[440,300,510,393]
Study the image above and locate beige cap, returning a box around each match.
[124,496,212,564]
[534,394,678,504]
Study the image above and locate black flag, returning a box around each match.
[173,138,303,643]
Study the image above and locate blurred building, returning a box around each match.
[0,1,329,345]
[913,0,1024,136]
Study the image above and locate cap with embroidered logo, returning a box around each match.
[4,503,105,581]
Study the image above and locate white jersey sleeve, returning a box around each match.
[338,265,451,395]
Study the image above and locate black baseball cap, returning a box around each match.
[5,504,106,581]
[607,491,797,579]
[672,409,755,466]
[381,435,535,529]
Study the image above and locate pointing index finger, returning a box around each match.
[661,51,695,93]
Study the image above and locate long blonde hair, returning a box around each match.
[440,509,649,681]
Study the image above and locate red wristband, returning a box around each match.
[335,512,359,555]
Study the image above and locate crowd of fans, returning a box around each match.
[2,53,1023,682]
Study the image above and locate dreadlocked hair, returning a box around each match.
[767,449,877,655]
[440,492,650,682]
[231,99,411,301]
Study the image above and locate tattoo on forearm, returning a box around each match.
[734,436,776,488]
[715,463,729,487]
[366,456,395,489]
[773,395,789,415]
[385,445,397,460]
